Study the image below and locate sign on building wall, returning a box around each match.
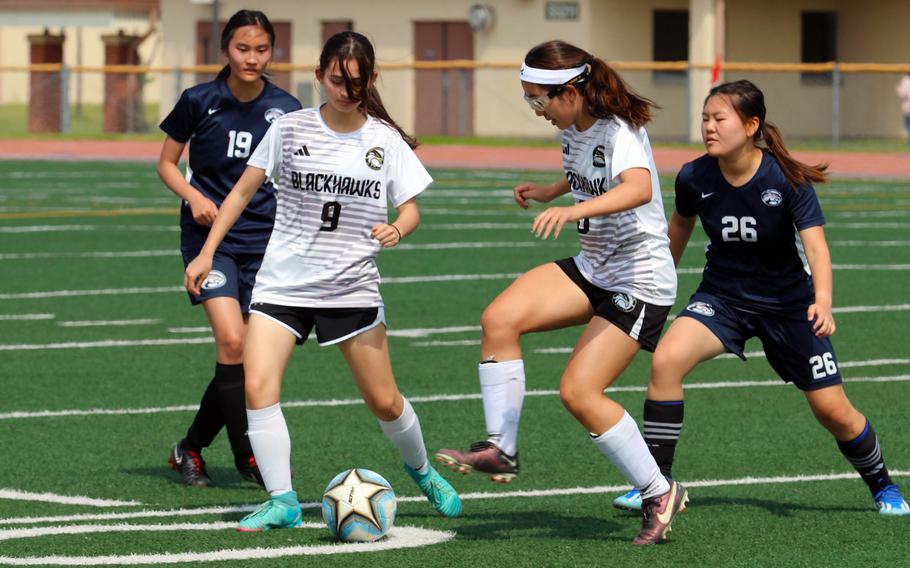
[545,1,579,20]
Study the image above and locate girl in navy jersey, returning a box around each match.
[612,79,908,517]
[436,40,686,545]
[184,31,462,531]
[157,10,301,488]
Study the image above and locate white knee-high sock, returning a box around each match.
[590,411,669,499]
[378,397,428,472]
[246,403,293,497]
[479,359,525,457]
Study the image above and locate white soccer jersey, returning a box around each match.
[246,107,431,307]
[562,117,676,306]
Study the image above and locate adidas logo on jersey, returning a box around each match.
[294,145,310,157]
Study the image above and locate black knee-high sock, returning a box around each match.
[837,419,895,495]
[183,370,225,452]
[213,363,254,469]
[643,399,684,478]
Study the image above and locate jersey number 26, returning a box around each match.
[721,216,758,242]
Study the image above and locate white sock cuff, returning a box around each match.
[247,403,282,425]
[378,397,416,435]
[591,411,638,446]
[478,359,525,386]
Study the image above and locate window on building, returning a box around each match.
[653,10,688,82]
[801,11,837,84]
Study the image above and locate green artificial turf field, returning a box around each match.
[0,161,907,566]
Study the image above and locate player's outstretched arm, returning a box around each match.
[513,178,570,209]
[372,197,419,248]
[531,167,651,240]
[800,225,836,337]
[184,166,267,294]
[156,136,218,226]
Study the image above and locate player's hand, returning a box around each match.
[531,205,578,240]
[513,182,556,209]
[188,194,218,226]
[184,254,213,296]
[808,302,836,337]
[371,223,402,248]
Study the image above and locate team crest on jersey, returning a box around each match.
[686,301,715,317]
[365,146,385,170]
[761,189,783,207]
[592,145,606,167]
[264,108,286,124]
[611,293,637,313]
[201,270,227,290]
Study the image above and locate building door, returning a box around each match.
[196,21,291,92]
[414,22,474,137]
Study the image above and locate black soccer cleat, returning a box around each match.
[237,455,265,488]
[168,441,214,487]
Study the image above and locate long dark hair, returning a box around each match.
[320,31,417,149]
[707,80,828,188]
[215,10,275,80]
[523,40,657,129]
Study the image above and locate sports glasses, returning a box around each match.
[522,72,588,112]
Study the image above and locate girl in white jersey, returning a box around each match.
[184,31,462,532]
[436,40,685,545]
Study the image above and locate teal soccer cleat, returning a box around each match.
[237,491,303,532]
[405,462,463,518]
[612,488,642,512]
[874,484,910,516]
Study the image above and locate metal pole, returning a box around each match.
[175,67,183,102]
[457,68,466,137]
[832,62,840,148]
[210,0,220,64]
[60,63,70,133]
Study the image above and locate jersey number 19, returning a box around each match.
[227,130,253,158]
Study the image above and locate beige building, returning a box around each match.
[0,0,160,113]
[1,0,908,140]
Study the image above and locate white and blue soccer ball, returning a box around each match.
[321,468,397,542]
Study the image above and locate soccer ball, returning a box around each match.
[321,468,397,542]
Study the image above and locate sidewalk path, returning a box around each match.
[0,139,907,179]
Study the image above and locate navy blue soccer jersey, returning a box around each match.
[160,79,301,254]
[675,150,826,311]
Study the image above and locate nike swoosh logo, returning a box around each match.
[701,192,715,199]
[207,108,220,115]
[656,483,678,524]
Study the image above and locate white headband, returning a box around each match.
[519,63,588,85]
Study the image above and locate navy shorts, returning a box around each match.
[249,303,385,346]
[678,291,842,391]
[555,258,671,352]
[182,250,263,313]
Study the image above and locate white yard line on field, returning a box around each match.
[1,302,907,348]
[1,469,907,526]
[0,313,54,321]
[1,373,907,421]
[57,319,161,328]
[0,489,140,508]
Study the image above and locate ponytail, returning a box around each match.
[584,56,656,128]
[760,121,827,187]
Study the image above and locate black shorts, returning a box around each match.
[182,249,263,313]
[249,303,385,346]
[555,258,671,352]
[678,291,842,391]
